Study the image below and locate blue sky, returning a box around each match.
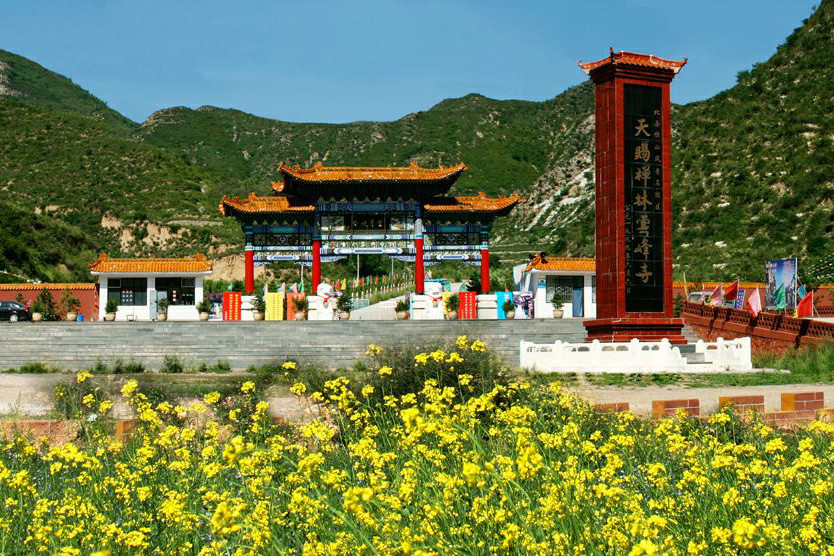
[0,0,818,124]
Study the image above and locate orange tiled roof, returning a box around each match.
[0,283,96,291]
[673,281,765,290]
[218,193,316,216]
[423,193,521,215]
[524,256,596,272]
[277,161,466,185]
[579,49,687,75]
[89,253,212,274]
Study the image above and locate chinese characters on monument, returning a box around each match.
[624,85,664,313]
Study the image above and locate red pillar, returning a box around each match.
[415,237,424,294]
[480,248,490,293]
[244,248,255,294]
[312,239,321,291]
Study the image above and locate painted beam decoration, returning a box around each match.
[624,84,664,313]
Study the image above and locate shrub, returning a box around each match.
[196,298,211,313]
[445,293,459,312]
[293,296,308,312]
[252,293,266,313]
[110,359,144,374]
[156,297,170,313]
[31,288,58,320]
[395,299,409,313]
[60,289,81,315]
[161,355,184,374]
[104,298,118,314]
[337,288,353,312]
[502,299,515,313]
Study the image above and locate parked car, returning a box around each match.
[687,291,712,304]
[0,301,31,322]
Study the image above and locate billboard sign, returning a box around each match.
[765,258,798,310]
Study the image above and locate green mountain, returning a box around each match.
[0,0,831,283]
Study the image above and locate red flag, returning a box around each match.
[724,281,739,301]
[709,284,723,306]
[746,288,762,318]
[796,291,814,318]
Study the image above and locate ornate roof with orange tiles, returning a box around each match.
[89,253,212,274]
[423,193,520,215]
[673,281,766,290]
[219,194,315,216]
[277,161,466,184]
[0,283,97,291]
[579,49,687,75]
[524,256,596,272]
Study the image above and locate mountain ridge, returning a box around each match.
[0,0,830,283]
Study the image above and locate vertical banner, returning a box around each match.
[733,289,746,310]
[222,292,242,321]
[265,292,284,321]
[624,84,664,313]
[495,291,511,319]
[459,292,477,320]
[765,258,798,309]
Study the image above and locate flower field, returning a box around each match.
[1,338,834,554]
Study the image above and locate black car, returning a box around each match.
[0,301,31,322]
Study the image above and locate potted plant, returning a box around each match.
[31,288,57,322]
[445,293,459,320]
[30,298,44,322]
[156,297,170,322]
[552,295,565,319]
[503,299,515,320]
[196,298,211,321]
[252,293,266,321]
[61,289,81,321]
[292,296,308,321]
[104,298,118,321]
[395,298,409,320]
[337,291,353,320]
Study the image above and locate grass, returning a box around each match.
[3,340,834,553]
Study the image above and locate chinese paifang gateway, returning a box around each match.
[219,162,520,294]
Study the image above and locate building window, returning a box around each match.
[155,277,196,305]
[108,278,147,306]
[592,276,597,303]
[546,276,574,305]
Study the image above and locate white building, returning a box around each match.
[513,256,596,319]
[90,254,212,321]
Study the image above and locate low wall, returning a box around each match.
[0,283,99,321]
[681,301,834,353]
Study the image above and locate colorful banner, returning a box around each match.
[265,292,284,321]
[496,291,512,319]
[733,289,746,310]
[458,292,477,320]
[222,292,242,321]
[765,258,798,310]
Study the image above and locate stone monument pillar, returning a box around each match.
[580,50,687,343]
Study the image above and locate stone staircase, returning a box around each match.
[0,320,588,371]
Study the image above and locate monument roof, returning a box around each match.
[89,253,212,275]
[219,193,316,216]
[524,256,596,272]
[579,49,687,76]
[276,162,467,197]
[423,193,521,216]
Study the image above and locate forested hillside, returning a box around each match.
[0,0,831,282]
